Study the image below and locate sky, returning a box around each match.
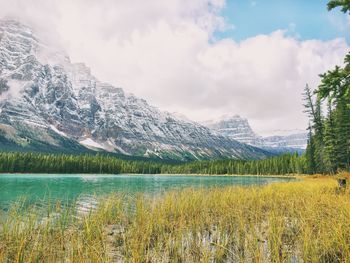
[0,0,349,136]
[218,0,350,42]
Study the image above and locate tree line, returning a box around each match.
[0,152,307,175]
[303,1,350,174]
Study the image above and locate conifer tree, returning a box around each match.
[302,1,350,174]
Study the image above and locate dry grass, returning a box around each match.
[1,177,350,262]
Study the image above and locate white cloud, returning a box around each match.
[328,11,350,32]
[0,0,349,136]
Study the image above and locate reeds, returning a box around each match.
[1,177,350,262]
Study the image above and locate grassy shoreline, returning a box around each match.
[1,176,350,262]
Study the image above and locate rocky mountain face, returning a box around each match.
[204,115,307,152]
[203,115,263,146]
[0,20,270,160]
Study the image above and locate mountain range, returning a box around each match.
[0,20,273,161]
[203,115,307,153]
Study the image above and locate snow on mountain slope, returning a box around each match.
[203,115,264,146]
[0,20,269,160]
[204,115,307,152]
[263,132,308,150]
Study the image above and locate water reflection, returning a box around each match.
[0,174,294,212]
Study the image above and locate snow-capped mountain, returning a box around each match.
[0,20,269,160]
[203,115,264,146]
[204,115,307,152]
[263,132,308,150]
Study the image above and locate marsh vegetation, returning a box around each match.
[1,176,349,262]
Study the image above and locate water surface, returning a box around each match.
[0,174,294,211]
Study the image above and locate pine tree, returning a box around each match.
[323,99,337,173]
[302,1,350,174]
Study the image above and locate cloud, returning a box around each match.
[0,0,349,136]
[328,11,350,33]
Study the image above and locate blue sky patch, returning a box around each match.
[216,0,350,43]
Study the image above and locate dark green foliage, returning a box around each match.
[0,152,162,174]
[0,152,306,175]
[304,62,350,173]
[302,1,350,174]
[291,1,350,174]
[327,0,350,13]
[161,153,306,175]
[304,54,350,173]
[323,100,338,172]
[305,125,316,174]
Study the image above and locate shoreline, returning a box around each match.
[0,172,300,179]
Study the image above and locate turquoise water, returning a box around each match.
[0,174,294,211]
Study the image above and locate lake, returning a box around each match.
[0,174,294,212]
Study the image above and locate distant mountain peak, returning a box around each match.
[204,114,246,125]
[203,115,261,145]
[203,115,307,152]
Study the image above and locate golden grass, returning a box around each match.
[1,177,350,262]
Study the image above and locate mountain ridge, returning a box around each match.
[203,115,307,152]
[0,20,270,161]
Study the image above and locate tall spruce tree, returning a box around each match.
[323,98,337,173]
